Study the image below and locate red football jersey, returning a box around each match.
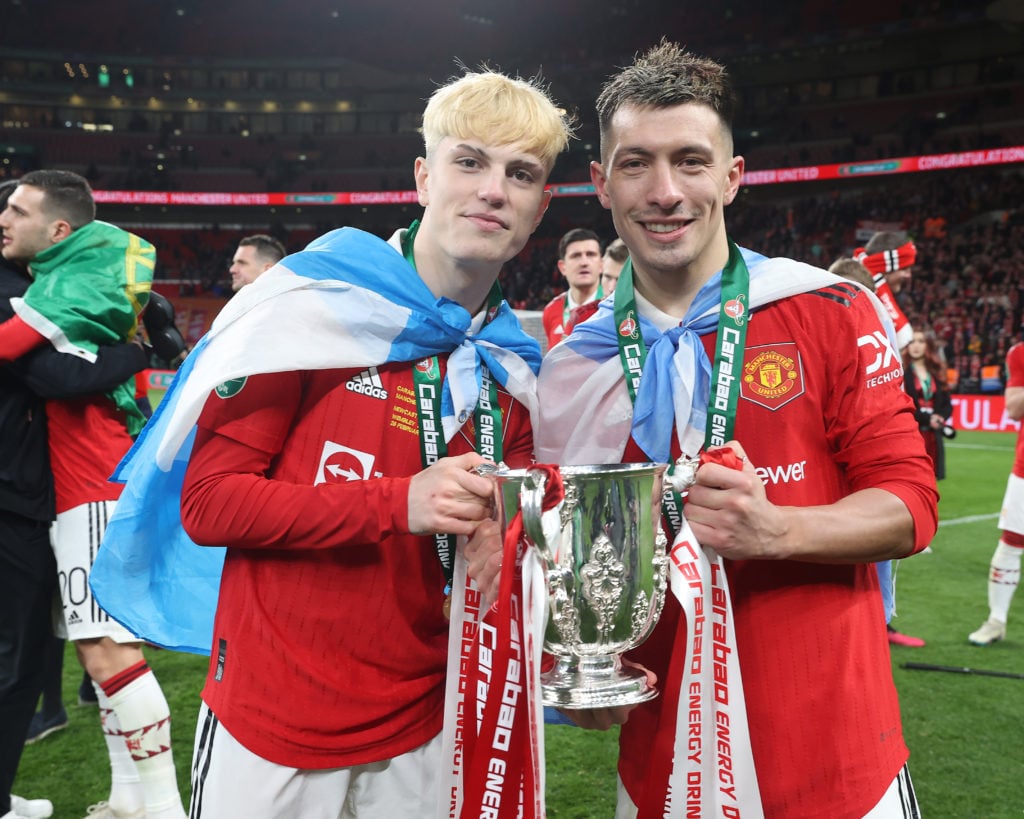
[1007,342,1024,478]
[47,397,129,513]
[607,281,938,819]
[541,292,569,350]
[182,360,532,769]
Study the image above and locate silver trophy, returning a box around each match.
[491,463,669,709]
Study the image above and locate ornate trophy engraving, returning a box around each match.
[492,463,669,709]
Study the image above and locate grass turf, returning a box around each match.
[14,431,1024,817]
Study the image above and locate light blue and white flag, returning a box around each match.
[534,251,896,465]
[91,226,541,654]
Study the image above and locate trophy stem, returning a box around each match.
[542,653,657,709]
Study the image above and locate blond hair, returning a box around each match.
[422,70,574,171]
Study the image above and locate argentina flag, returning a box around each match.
[535,249,856,466]
[90,226,541,654]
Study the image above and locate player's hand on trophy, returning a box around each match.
[408,452,496,536]
[684,441,789,561]
[555,660,658,730]
[464,518,503,607]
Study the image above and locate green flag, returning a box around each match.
[18,220,155,435]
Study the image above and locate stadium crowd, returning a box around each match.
[507,168,1024,393]
[133,166,1023,393]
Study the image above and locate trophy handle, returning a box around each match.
[520,467,555,565]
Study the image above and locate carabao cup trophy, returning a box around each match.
[492,462,669,709]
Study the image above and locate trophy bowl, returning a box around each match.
[492,462,668,709]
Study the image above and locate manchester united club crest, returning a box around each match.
[742,343,804,410]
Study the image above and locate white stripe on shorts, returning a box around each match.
[189,702,443,819]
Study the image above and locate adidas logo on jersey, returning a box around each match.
[346,367,388,400]
[68,611,82,624]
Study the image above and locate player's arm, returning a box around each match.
[0,313,46,361]
[686,442,921,562]
[687,295,937,563]
[181,373,494,550]
[183,430,494,548]
[9,336,148,398]
[1004,385,1024,422]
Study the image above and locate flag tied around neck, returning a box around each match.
[90,226,541,654]
[11,220,154,435]
[534,250,860,466]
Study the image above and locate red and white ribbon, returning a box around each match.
[640,450,764,819]
[438,469,554,818]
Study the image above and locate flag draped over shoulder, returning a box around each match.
[90,226,542,655]
[11,219,155,434]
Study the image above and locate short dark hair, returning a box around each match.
[0,179,17,211]
[18,169,96,229]
[239,234,286,265]
[604,238,629,264]
[558,228,600,260]
[596,40,737,156]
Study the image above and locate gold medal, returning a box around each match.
[442,592,452,620]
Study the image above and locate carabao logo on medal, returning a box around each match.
[618,312,639,339]
[724,296,747,325]
[415,358,438,378]
[741,342,804,410]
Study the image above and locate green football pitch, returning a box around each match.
[15,431,1024,817]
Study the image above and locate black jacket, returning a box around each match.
[1,260,148,520]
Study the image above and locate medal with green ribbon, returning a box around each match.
[402,221,504,616]
[614,240,750,535]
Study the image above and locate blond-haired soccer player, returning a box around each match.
[176,70,572,817]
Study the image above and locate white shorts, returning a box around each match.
[615,763,919,819]
[190,702,442,818]
[998,473,1024,535]
[51,499,138,643]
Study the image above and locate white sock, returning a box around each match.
[988,540,1022,623]
[94,682,145,816]
[104,667,187,819]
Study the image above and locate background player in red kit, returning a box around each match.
[528,42,938,819]
[179,69,573,817]
[541,227,602,348]
[968,339,1024,645]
